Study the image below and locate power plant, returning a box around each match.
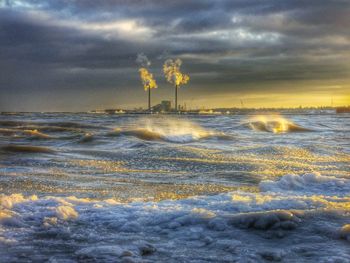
[138,55,189,112]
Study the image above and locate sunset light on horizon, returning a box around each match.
[0,0,349,111]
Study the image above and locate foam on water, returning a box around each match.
[55,205,79,220]
[260,172,350,195]
[1,186,350,262]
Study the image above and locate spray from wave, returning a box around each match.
[246,115,312,133]
[109,117,230,143]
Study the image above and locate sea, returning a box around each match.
[0,110,349,262]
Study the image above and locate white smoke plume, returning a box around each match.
[136,53,151,68]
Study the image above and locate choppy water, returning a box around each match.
[0,111,349,262]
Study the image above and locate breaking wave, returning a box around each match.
[109,117,231,143]
[246,115,312,133]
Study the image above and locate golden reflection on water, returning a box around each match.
[1,143,349,203]
[70,159,169,174]
[157,145,350,178]
[0,171,256,202]
[0,158,257,202]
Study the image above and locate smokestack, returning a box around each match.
[137,54,157,112]
[163,59,190,112]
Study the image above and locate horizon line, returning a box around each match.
[1,105,349,114]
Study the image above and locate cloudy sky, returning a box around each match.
[0,0,349,111]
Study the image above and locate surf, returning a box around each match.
[108,117,231,143]
[245,115,312,133]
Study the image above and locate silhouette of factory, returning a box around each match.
[151,100,172,112]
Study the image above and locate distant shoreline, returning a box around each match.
[1,106,349,115]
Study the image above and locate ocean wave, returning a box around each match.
[0,127,87,142]
[16,125,84,133]
[245,115,312,133]
[78,133,95,143]
[45,121,100,129]
[0,120,99,130]
[23,129,52,139]
[108,117,230,143]
[0,128,17,136]
[110,128,230,143]
[0,128,52,138]
[0,144,54,153]
[260,173,350,195]
[0,120,24,127]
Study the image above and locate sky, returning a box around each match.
[0,0,349,111]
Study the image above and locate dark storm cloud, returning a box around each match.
[0,0,349,111]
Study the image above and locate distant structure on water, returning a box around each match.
[104,109,125,114]
[336,106,350,113]
[152,100,172,112]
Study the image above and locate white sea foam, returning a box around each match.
[1,189,350,262]
[0,193,38,209]
[56,205,78,220]
[260,172,350,195]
